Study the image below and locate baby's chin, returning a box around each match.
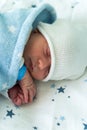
[33,75,44,80]
[31,73,46,81]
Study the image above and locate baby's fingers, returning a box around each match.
[28,90,34,102]
[22,88,29,103]
[28,86,37,102]
[13,95,22,106]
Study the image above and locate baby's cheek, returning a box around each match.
[31,71,44,80]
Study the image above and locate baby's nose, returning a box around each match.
[38,59,50,70]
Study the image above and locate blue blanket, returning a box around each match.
[0,2,56,91]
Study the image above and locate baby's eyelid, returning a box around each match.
[43,46,50,57]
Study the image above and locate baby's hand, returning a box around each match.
[8,70,36,106]
[8,84,25,106]
[19,70,37,103]
[24,82,36,103]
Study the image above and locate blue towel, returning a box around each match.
[0,2,56,91]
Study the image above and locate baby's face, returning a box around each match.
[23,31,51,80]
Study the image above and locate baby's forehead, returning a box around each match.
[31,30,46,44]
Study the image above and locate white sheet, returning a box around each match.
[0,0,87,130]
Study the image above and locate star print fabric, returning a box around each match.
[1,72,87,130]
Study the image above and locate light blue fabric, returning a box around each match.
[0,2,57,91]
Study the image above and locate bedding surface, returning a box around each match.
[0,0,87,130]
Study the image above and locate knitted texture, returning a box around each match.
[38,20,87,81]
[0,2,56,91]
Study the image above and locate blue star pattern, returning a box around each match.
[57,122,60,126]
[57,86,65,93]
[33,126,38,130]
[31,4,36,8]
[68,96,70,98]
[83,123,87,130]
[54,115,66,128]
[50,83,56,88]
[52,98,55,101]
[60,116,65,121]
[6,109,15,118]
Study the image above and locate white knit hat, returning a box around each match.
[37,20,87,81]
